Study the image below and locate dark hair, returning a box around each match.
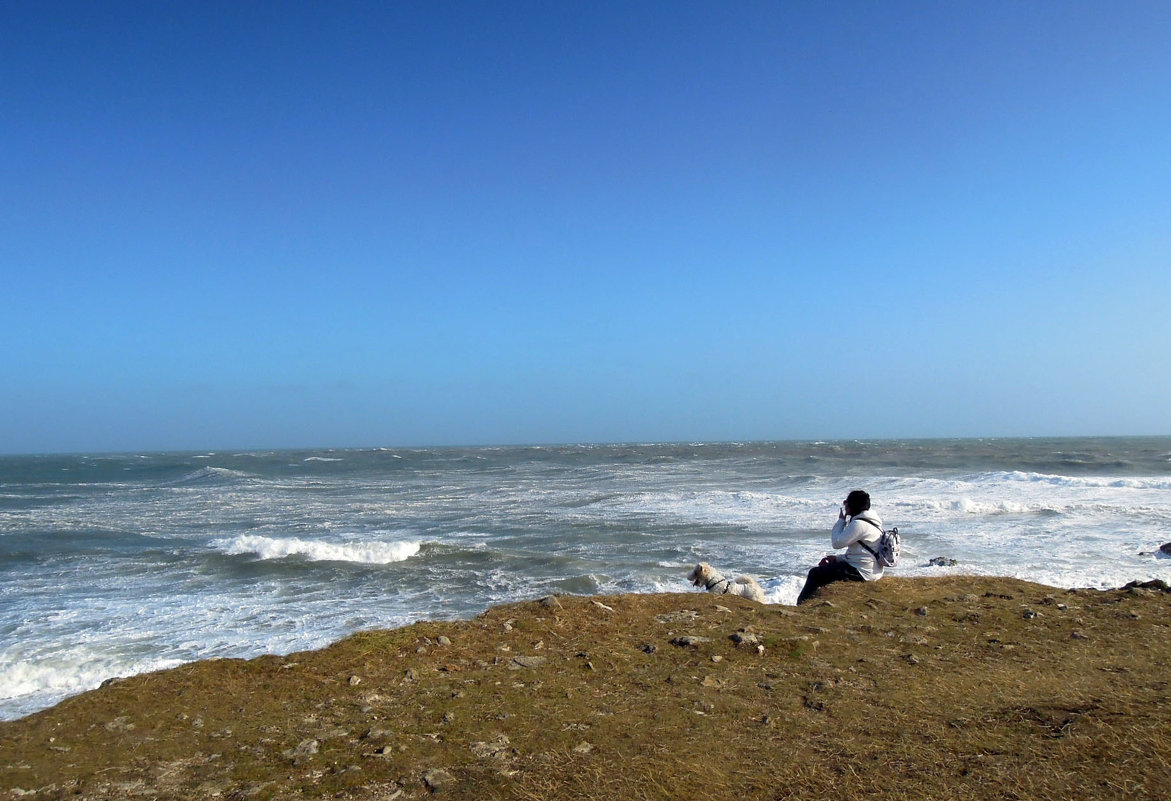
[845,490,871,516]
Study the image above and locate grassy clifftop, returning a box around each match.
[3,576,1170,800]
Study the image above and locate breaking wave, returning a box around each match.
[215,535,421,565]
[995,471,1171,491]
[168,467,255,485]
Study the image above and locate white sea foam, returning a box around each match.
[902,496,1041,516]
[217,534,421,564]
[762,575,806,606]
[585,489,819,530]
[997,471,1171,491]
[0,646,186,719]
[303,457,344,462]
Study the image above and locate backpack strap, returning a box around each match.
[851,518,884,560]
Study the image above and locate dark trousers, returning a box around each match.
[796,560,864,605]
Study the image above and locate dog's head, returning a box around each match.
[688,562,713,586]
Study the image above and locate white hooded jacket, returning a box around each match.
[831,511,885,581]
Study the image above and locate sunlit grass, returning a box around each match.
[2,576,1169,799]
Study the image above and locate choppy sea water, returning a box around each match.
[2,437,1170,720]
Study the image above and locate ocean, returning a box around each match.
[2,437,1170,721]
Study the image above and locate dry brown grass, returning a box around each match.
[2,576,1169,800]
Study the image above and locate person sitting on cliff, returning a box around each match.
[796,489,885,605]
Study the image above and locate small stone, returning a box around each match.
[103,716,135,732]
[437,635,452,646]
[915,607,929,616]
[539,595,562,610]
[423,768,455,790]
[1071,631,1089,640]
[655,610,700,624]
[670,635,712,648]
[349,675,362,686]
[285,739,319,758]
[1160,542,1171,555]
[510,656,547,669]
[711,655,723,663]
[1022,610,1038,620]
[442,712,455,723]
[928,557,959,567]
[730,631,761,647]
[470,735,513,760]
[904,654,920,665]
[638,643,657,654]
[572,741,594,754]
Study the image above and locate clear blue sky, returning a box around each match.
[3,1,1169,454]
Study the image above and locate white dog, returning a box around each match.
[688,562,766,603]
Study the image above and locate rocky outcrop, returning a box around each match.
[1122,579,1171,593]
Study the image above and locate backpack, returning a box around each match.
[856,519,900,568]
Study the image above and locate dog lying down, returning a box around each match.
[688,562,766,603]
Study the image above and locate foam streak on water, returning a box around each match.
[1,437,1169,719]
